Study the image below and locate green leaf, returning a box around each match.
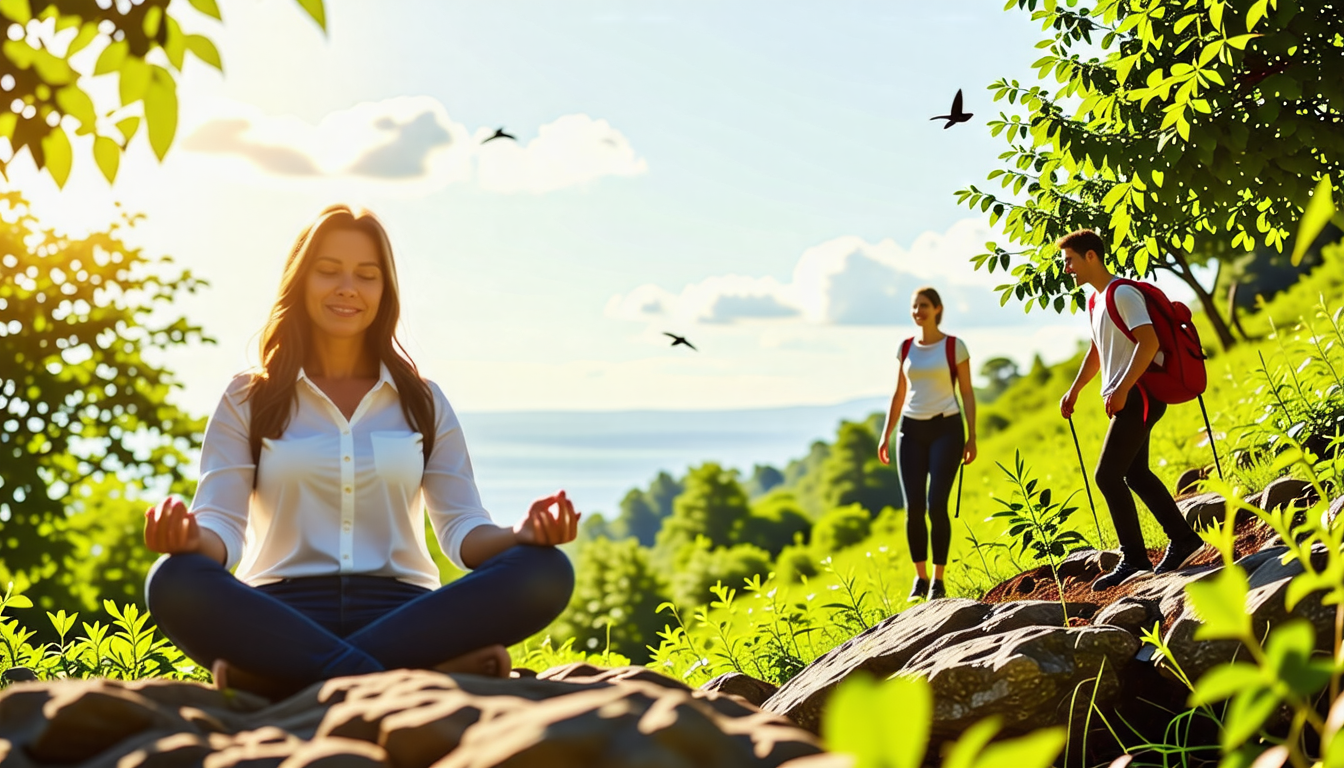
[94,135,119,183]
[1223,688,1281,751]
[825,674,931,768]
[974,727,1067,768]
[294,0,326,30]
[188,0,222,20]
[944,718,1003,768]
[142,5,162,38]
[55,85,96,130]
[1265,621,1331,696]
[1293,176,1336,266]
[68,21,99,56]
[94,40,128,76]
[163,17,185,70]
[185,34,222,70]
[119,57,151,105]
[1246,0,1270,31]
[143,66,178,160]
[1186,567,1251,640]
[40,125,72,188]
[1189,662,1263,705]
[0,0,31,23]
[115,116,141,143]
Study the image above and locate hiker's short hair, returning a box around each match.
[913,286,943,325]
[1056,229,1106,260]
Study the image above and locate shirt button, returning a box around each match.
[342,428,350,435]
[343,522,352,531]
[344,486,352,494]
[343,455,351,462]
[342,554,350,560]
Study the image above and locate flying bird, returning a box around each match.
[481,127,516,144]
[930,89,973,129]
[664,332,697,351]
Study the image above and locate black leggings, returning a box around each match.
[898,413,964,566]
[1094,390,1194,565]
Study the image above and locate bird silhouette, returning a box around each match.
[481,127,517,144]
[663,332,697,351]
[930,89,973,129]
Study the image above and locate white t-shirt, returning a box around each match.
[1090,279,1164,397]
[900,337,970,419]
[191,364,496,589]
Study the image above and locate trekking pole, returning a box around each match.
[1196,394,1225,480]
[1067,416,1104,545]
[954,461,964,518]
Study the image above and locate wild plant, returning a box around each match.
[989,450,1091,619]
[1,586,205,684]
[510,634,632,672]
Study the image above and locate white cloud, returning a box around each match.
[181,98,646,193]
[606,218,1031,328]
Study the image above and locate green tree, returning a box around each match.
[667,539,772,608]
[738,490,810,557]
[819,420,902,515]
[548,537,669,665]
[0,192,208,610]
[743,463,784,498]
[980,356,1022,401]
[653,463,750,566]
[613,488,659,546]
[0,0,325,186]
[958,0,1344,350]
[811,504,873,555]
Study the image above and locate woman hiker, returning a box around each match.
[877,287,977,601]
[143,205,577,700]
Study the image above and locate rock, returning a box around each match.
[1094,598,1161,636]
[1250,478,1311,513]
[1175,467,1208,497]
[0,668,820,768]
[903,625,1140,739]
[1162,544,1335,682]
[761,599,993,733]
[1,668,37,685]
[982,549,1118,603]
[906,600,1098,668]
[1178,492,1228,530]
[701,673,779,708]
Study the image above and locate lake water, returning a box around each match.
[456,397,888,526]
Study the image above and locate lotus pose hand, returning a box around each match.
[144,497,201,555]
[513,490,581,546]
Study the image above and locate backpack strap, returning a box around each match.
[1104,279,1138,343]
[944,336,959,386]
[899,337,914,363]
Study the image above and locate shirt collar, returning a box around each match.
[296,361,398,392]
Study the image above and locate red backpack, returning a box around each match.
[899,336,960,387]
[1088,279,1207,404]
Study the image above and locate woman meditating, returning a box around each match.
[144,205,577,699]
[877,286,977,601]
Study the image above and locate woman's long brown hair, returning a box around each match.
[245,205,436,475]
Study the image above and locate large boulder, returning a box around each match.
[905,600,1098,668]
[0,667,822,768]
[700,673,779,708]
[903,625,1140,738]
[761,599,993,733]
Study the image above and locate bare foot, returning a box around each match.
[211,658,307,701]
[431,644,511,678]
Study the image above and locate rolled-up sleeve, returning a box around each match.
[422,383,495,570]
[190,375,255,571]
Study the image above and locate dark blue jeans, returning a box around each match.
[898,412,964,566]
[145,544,574,685]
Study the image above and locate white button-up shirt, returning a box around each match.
[191,364,495,589]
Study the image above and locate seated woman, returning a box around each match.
[144,205,576,699]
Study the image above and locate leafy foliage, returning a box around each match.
[0,191,207,614]
[548,537,668,664]
[0,0,325,185]
[959,0,1344,350]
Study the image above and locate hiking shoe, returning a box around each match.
[928,580,947,600]
[908,577,929,601]
[1155,534,1203,574]
[1091,560,1154,592]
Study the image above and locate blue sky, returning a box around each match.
[13,0,1194,416]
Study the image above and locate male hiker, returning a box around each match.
[1057,229,1203,591]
